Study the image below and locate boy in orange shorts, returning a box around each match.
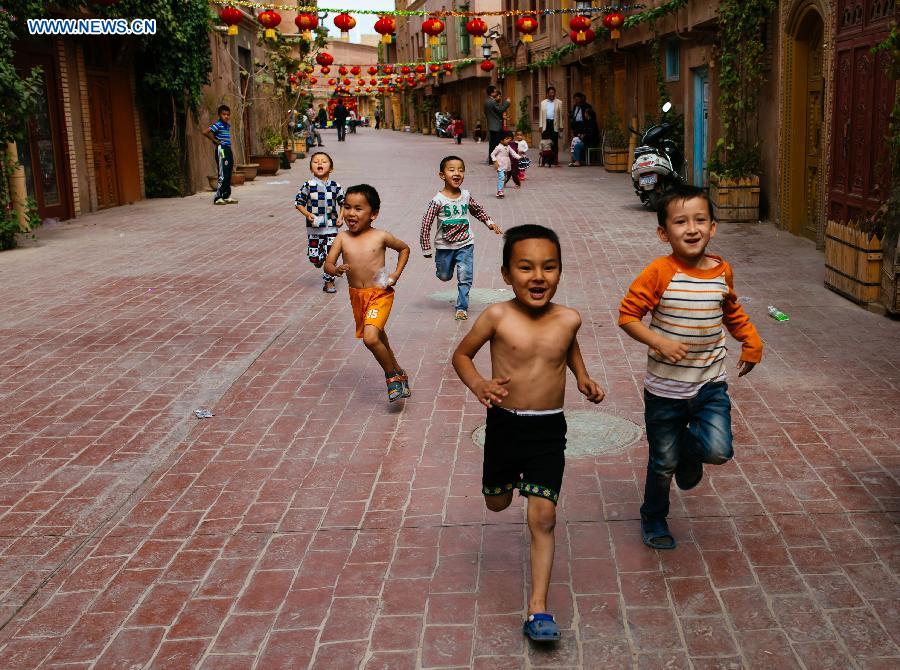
[324,184,412,402]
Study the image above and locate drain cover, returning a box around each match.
[428,288,511,305]
[471,410,643,457]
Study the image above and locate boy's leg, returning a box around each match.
[497,170,505,193]
[434,249,456,282]
[221,146,233,200]
[526,496,556,616]
[214,146,226,202]
[362,325,399,373]
[455,245,473,312]
[321,234,337,286]
[685,382,734,464]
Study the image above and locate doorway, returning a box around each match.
[87,73,120,209]
[692,67,709,187]
[785,5,825,240]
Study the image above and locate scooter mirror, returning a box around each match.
[662,101,672,114]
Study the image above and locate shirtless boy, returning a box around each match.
[452,224,605,642]
[323,184,412,402]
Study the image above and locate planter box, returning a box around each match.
[207,172,245,190]
[250,155,279,175]
[824,220,883,305]
[603,149,628,172]
[235,164,258,181]
[284,149,295,163]
[882,251,900,314]
[710,173,760,222]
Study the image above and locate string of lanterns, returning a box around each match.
[219,2,645,18]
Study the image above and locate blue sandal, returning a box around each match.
[641,517,677,550]
[396,369,411,398]
[523,613,560,641]
[385,372,404,402]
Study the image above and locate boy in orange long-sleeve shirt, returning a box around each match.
[619,185,763,551]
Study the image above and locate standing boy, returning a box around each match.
[324,185,412,403]
[491,131,521,197]
[619,185,763,550]
[420,156,502,321]
[295,152,344,293]
[204,105,238,205]
[453,225,604,641]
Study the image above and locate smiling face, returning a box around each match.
[440,159,465,189]
[309,153,332,179]
[342,192,378,233]
[658,196,717,265]
[501,238,561,311]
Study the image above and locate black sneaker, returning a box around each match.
[674,456,703,490]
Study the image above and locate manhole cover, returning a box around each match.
[428,288,511,304]
[471,410,643,457]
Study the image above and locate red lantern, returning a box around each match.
[315,52,334,67]
[258,9,281,39]
[406,76,416,85]
[443,62,453,72]
[355,87,361,93]
[294,12,318,39]
[368,66,378,76]
[374,16,396,44]
[381,77,390,84]
[351,66,361,76]
[480,59,495,72]
[220,6,242,36]
[320,66,330,75]
[422,17,445,46]
[366,87,372,93]
[429,64,440,76]
[338,66,348,76]
[334,12,356,40]
[465,17,487,47]
[400,65,411,75]
[603,12,625,40]
[515,15,538,43]
[308,77,317,85]
[415,64,426,74]
[569,28,595,46]
[369,78,377,85]
[328,78,336,86]
[383,65,394,75]
[569,15,592,42]
[343,77,351,86]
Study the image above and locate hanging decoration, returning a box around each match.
[480,59,495,72]
[294,12,318,39]
[315,52,334,67]
[603,11,625,40]
[224,2,646,18]
[429,64,440,75]
[338,66,348,75]
[374,16,396,44]
[320,66,330,74]
[465,17,488,47]
[414,64,426,74]
[443,62,453,72]
[333,12,356,40]
[219,6,242,35]
[515,14,538,42]
[569,14,591,42]
[350,65,361,76]
[367,65,378,75]
[570,27,595,45]
[258,9,281,39]
[422,17,445,46]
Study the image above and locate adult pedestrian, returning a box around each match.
[539,86,564,167]
[348,108,357,134]
[570,92,600,150]
[316,104,328,129]
[333,99,349,142]
[374,107,381,129]
[306,107,323,146]
[484,85,510,165]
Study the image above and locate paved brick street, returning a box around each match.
[0,128,898,669]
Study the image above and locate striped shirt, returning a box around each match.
[420,190,494,253]
[618,255,763,398]
[208,120,231,146]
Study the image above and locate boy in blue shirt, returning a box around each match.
[204,105,237,205]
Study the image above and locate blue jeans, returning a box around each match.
[496,169,505,192]
[641,382,733,521]
[572,142,585,163]
[435,244,474,311]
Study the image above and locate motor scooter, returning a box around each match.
[435,111,453,138]
[629,102,686,211]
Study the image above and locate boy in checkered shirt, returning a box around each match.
[295,152,344,293]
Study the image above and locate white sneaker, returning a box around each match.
[225,197,239,204]
[214,198,227,205]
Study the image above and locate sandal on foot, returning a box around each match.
[523,613,560,642]
[641,517,677,550]
[385,373,405,402]
[323,283,337,294]
[675,456,703,490]
[395,369,411,398]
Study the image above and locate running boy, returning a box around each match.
[324,184,412,402]
[453,225,605,642]
[420,156,502,321]
[203,105,238,205]
[295,152,344,293]
[491,131,521,197]
[618,185,763,550]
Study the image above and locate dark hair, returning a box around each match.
[309,151,333,170]
[217,104,230,115]
[440,155,465,172]
[541,129,554,140]
[546,86,556,94]
[486,85,497,95]
[501,130,514,140]
[344,184,381,212]
[573,92,585,100]
[657,185,714,228]
[502,225,562,268]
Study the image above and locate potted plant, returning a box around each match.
[235,163,258,181]
[251,126,281,175]
[707,0,774,222]
[602,112,628,172]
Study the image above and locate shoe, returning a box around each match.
[455,310,468,320]
[323,282,337,294]
[641,516,677,550]
[225,197,239,204]
[214,198,226,205]
[523,613,561,641]
[674,456,703,490]
[496,191,504,198]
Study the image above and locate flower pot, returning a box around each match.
[231,171,245,186]
[824,220,884,305]
[709,173,760,222]
[235,163,258,181]
[250,155,280,175]
[284,148,295,163]
[603,148,628,172]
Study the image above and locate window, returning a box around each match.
[665,40,680,81]
[458,4,470,55]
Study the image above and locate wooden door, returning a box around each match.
[87,73,119,209]
[801,25,825,239]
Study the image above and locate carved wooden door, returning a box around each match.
[803,25,825,239]
[829,0,897,222]
[87,73,119,209]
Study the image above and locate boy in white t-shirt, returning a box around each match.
[514,129,530,181]
[419,156,503,321]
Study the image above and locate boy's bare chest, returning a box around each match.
[493,317,572,363]
[342,235,385,263]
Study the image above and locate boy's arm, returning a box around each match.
[618,260,690,363]
[452,307,509,407]
[203,126,218,145]
[419,200,440,257]
[508,145,520,160]
[565,314,605,403]
[722,264,763,375]
[384,232,411,283]
[468,197,501,234]
[323,234,347,277]
[335,185,345,226]
[295,183,314,222]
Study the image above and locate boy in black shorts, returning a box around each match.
[453,225,604,642]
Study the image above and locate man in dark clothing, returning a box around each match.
[483,85,510,165]
[570,92,600,148]
[316,104,328,128]
[333,99,349,141]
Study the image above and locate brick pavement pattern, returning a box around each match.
[0,128,898,669]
